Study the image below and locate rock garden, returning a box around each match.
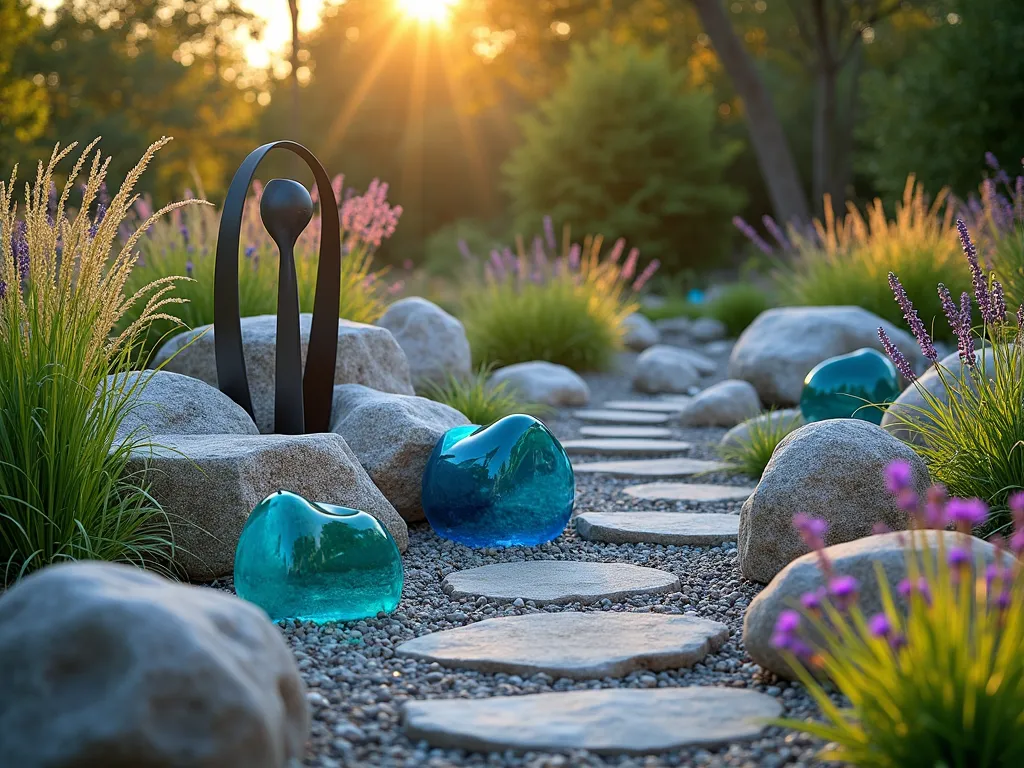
[3,6,1024,764]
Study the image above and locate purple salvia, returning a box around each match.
[542,216,556,252]
[1017,304,1024,332]
[762,215,791,251]
[633,259,660,292]
[489,250,505,280]
[957,219,995,324]
[732,215,772,255]
[608,238,626,265]
[621,247,640,281]
[992,278,1007,321]
[939,283,972,362]
[457,239,474,262]
[568,243,581,270]
[986,151,1001,170]
[185,259,194,278]
[878,327,916,381]
[959,292,977,367]
[888,272,937,360]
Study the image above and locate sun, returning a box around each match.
[395,0,457,25]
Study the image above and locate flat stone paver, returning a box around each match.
[579,425,673,439]
[575,512,739,546]
[560,439,692,456]
[442,561,680,606]
[402,687,782,755]
[573,457,728,477]
[573,409,670,425]
[395,612,729,679]
[602,400,688,413]
[622,482,754,502]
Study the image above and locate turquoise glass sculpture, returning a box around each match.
[421,414,575,547]
[234,490,403,623]
[800,347,901,425]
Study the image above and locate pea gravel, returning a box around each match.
[213,348,846,767]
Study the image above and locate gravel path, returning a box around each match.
[222,346,837,767]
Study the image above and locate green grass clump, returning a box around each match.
[778,177,970,341]
[0,139,190,583]
[461,227,652,372]
[718,410,802,478]
[125,177,399,361]
[775,482,1024,768]
[421,366,543,425]
[640,283,773,337]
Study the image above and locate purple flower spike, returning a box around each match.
[542,215,556,252]
[732,216,772,255]
[762,215,792,251]
[828,575,858,608]
[948,547,972,570]
[878,327,916,380]
[1017,305,1024,330]
[185,259,194,278]
[992,279,1007,321]
[868,613,893,639]
[957,220,995,324]
[884,460,913,494]
[986,151,1001,170]
[946,498,988,529]
[800,588,826,612]
[889,272,937,360]
[938,283,974,363]
[775,610,801,634]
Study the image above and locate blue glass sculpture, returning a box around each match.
[800,347,901,425]
[234,490,403,623]
[421,414,575,547]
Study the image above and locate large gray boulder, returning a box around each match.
[737,419,929,583]
[881,346,998,446]
[153,314,414,433]
[633,345,700,394]
[743,531,999,678]
[109,370,259,442]
[378,297,472,389]
[489,361,590,407]
[621,313,660,351]
[125,432,408,580]
[330,384,469,521]
[727,306,924,405]
[0,561,309,767]
[677,380,761,427]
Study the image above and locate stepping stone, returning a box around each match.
[579,426,673,439]
[442,561,679,606]
[402,687,782,755]
[602,400,687,413]
[622,482,754,502]
[573,409,670,425]
[575,512,739,546]
[573,457,728,478]
[560,439,692,456]
[396,612,728,679]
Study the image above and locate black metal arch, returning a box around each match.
[214,141,341,434]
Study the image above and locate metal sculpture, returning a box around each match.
[214,141,340,434]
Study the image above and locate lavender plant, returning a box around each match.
[123,175,403,361]
[736,177,970,342]
[0,139,193,583]
[878,219,1024,532]
[772,462,1024,768]
[459,217,658,371]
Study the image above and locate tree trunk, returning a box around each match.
[288,0,300,117]
[812,66,837,213]
[691,0,810,225]
[832,42,864,208]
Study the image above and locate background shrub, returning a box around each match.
[460,223,655,372]
[0,140,185,583]
[502,35,744,273]
[769,177,970,341]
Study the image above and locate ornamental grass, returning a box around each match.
[878,219,1024,534]
[0,139,192,583]
[773,463,1024,768]
[459,217,658,372]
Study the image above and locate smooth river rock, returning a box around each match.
[396,612,729,679]
[442,561,680,606]
[402,688,782,755]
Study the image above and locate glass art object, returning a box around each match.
[421,414,575,547]
[234,490,403,623]
[800,347,901,425]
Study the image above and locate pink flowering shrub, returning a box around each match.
[458,216,658,371]
[122,175,403,360]
[773,461,1024,767]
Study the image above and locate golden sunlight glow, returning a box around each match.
[395,0,457,25]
